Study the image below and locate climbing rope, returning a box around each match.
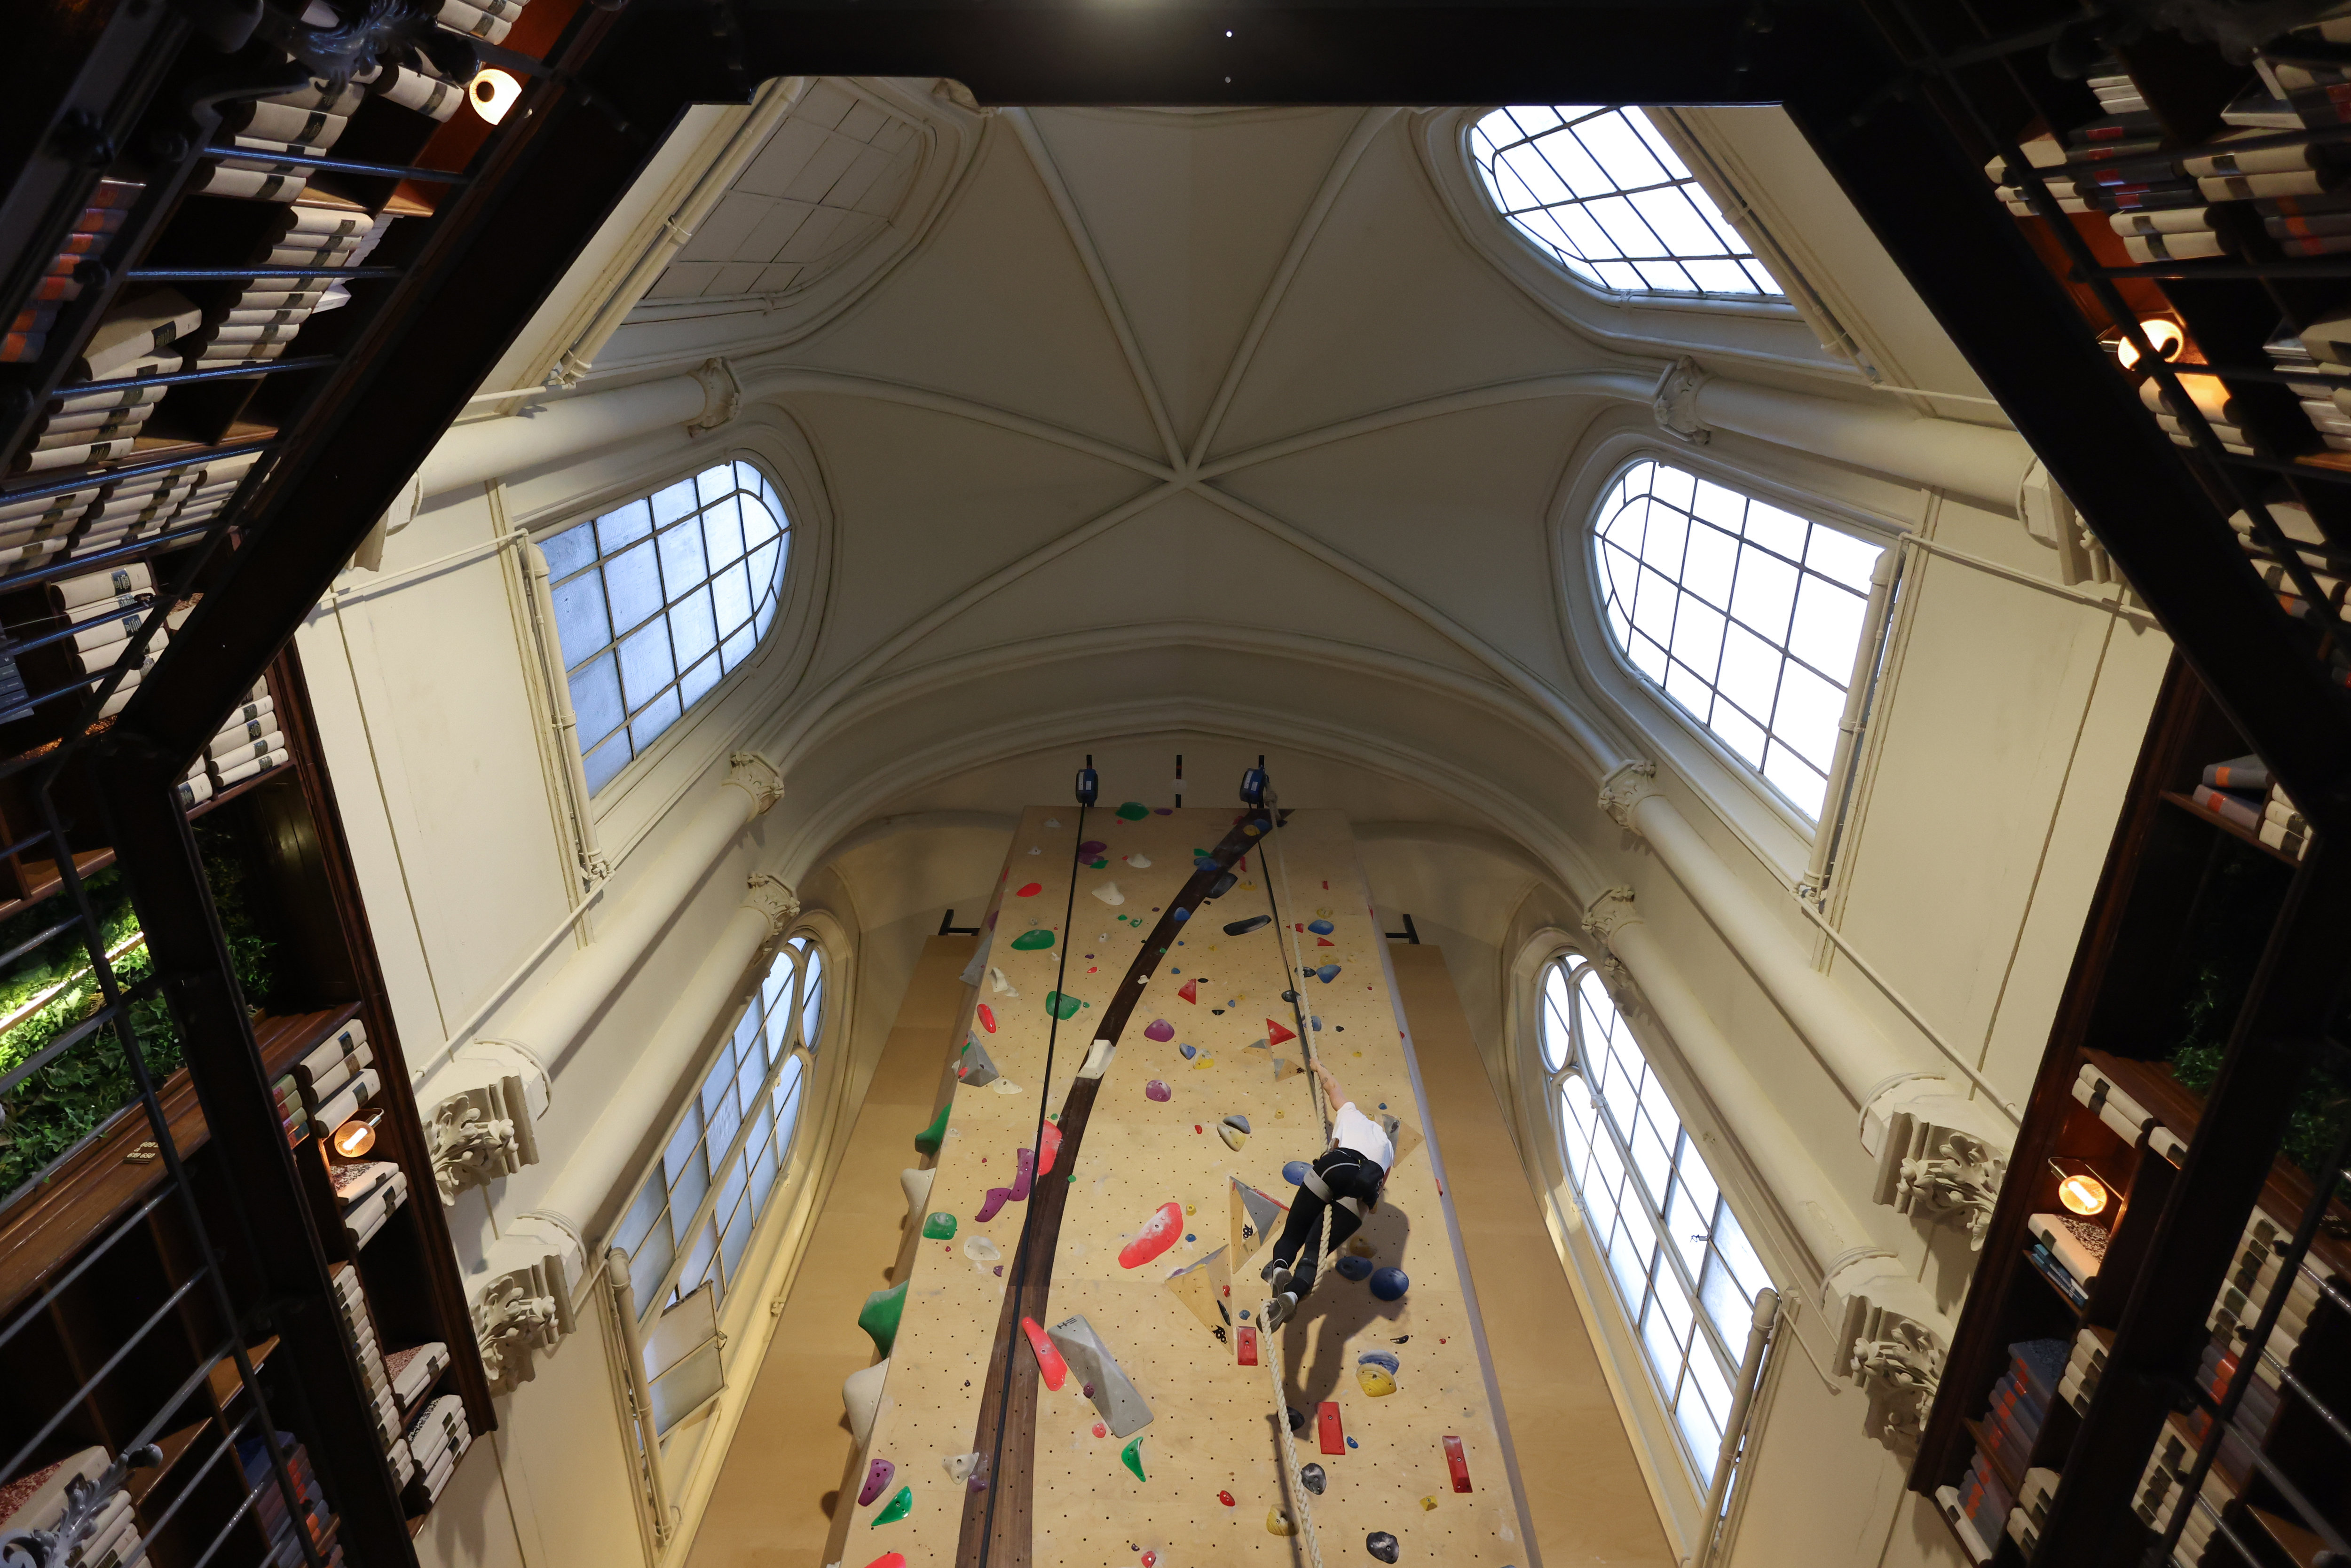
[1260,812,1333,1142]
[1262,1300,1327,1568]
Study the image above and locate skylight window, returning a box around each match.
[1470,107,1782,298]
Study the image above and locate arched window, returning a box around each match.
[1594,460,1886,821]
[1470,107,1781,298]
[614,936,825,1340]
[1538,953,1772,1476]
[542,459,792,794]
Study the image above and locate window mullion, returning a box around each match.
[638,1042,806,1324]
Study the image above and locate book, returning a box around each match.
[2012,1338,2068,1410]
[2140,372,2240,424]
[211,746,289,789]
[185,163,307,203]
[2124,230,2226,262]
[293,1019,365,1087]
[373,64,464,120]
[2027,1240,2088,1306]
[2113,206,2225,235]
[345,1166,409,1248]
[2201,167,2346,200]
[2028,1213,2110,1289]
[225,102,349,146]
[75,289,200,381]
[2282,232,2351,255]
[386,1342,451,1406]
[2202,754,2272,792]
[2185,130,2343,178]
[311,1066,378,1131]
[2193,784,2265,831]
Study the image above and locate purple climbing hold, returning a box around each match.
[975,1188,1012,1222]
[1144,1019,1175,1042]
[1145,1080,1172,1102]
[1080,840,1107,855]
[858,1459,896,1506]
[1011,1148,1035,1201]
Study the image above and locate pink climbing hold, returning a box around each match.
[976,1188,1012,1222]
[1023,1317,1069,1389]
[978,1004,997,1033]
[864,1555,907,1568]
[1144,1019,1175,1042]
[1039,1122,1062,1175]
[1144,1079,1171,1101]
[1119,1202,1184,1269]
[858,1459,896,1506]
[1177,978,1198,1004]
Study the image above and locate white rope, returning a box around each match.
[1265,817,1333,1140]
[1263,1301,1327,1568]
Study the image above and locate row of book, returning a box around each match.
[2209,1205,2343,1369]
[0,1446,147,1568]
[402,1392,472,1514]
[204,675,290,790]
[2190,749,2315,860]
[234,1431,340,1568]
[2,178,143,366]
[330,1257,453,1485]
[2025,1209,2109,1309]
[0,445,262,586]
[2072,1058,2190,1162]
[294,1016,375,1135]
[331,1158,409,1252]
[1937,1338,2067,1563]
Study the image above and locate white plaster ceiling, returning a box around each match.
[582,88,1982,938]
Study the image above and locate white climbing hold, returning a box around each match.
[1127,853,1152,868]
[988,965,1018,998]
[900,1168,935,1218]
[990,1078,1023,1094]
[1092,881,1125,906]
[1077,1038,1117,1080]
[843,1358,889,1447]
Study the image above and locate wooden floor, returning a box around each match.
[683,934,973,1568]
[684,905,1671,1568]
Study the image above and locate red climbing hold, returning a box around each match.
[1318,1402,1345,1455]
[1219,1491,1236,1508]
[864,1555,907,1568]
[1016,882,1042,897]
[1266,1019,1297,1045]
[1177,978,1198,1004]
[1093,1421,1107,1438]
[1443,1434,1474,1493]
[1237,1325,1259,1365]
[1023,1317,1068,1389]
[1118,1201,1184,1269]
[1039,1121,1062,1175]
[1317,938,1334,946]
[978,1004,996,1033]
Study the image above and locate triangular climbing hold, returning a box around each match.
[1266,1019,1296,1045]
[859,1281,908,1357]
[1049,1314,1155,1437]
[958,1037,1000,1088]
[1165,1248,1232,1342]
[1228,1176,1287,1274]
[1177,978,1198,1004]
[914,1103,950,1156]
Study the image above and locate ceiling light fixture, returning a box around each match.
[2115,317,2184,371]
[332,1107,386,1158]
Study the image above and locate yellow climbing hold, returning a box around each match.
[1357,1364,1397,1397]
[1267,1508,1297,1536]
[1420,1496,1439,1512]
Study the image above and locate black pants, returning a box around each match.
[1270,1147,1381,1295]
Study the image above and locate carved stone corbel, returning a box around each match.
[473,1254,576,1395]
[1842,1299,1946,1443]
[427,1076,538,1204]
[686,357,743,435]
[1596,759,1662,830]
[1867,1084,2013,1246]
[726,752,783,816]
[1652,355,1712,446]
[1893,1130,2008,1251]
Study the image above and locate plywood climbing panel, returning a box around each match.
[845,806,1527,1568]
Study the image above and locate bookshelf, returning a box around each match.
[1914,654,2351,1568]
[0,0,649,1558]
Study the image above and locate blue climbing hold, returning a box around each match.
[1369,1267,1409,1301]
[1357,1349,1399,1373]
[1315,964,1340,984]
[1174,909,1191,922]
[1184,1233,1196,1242]
[1307,919,1334,936]
[1335,1256,1374,1281]
[1180,1043,1197,1059]
[1282,1160,1310,1186]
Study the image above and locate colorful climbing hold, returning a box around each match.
[1266,1018,1297,1045]
[1370,1267,1410,1301]
[1223,915,1271,937]
[922,1212,957,1240]
[976,1188,1012,1222]
[914,1103,949,1156]
[1315,964,1341,983]
[870,1485,913,1526]
[1443,1435,1473,1493]
[1300,1463,1325,1495]
[1115,801,1149,820]
[1218,1490,1236,1508]
[863,1555,907,1568]
[1022,1317,1068,1389]
[1144,1079,1171,1102]
[977,1004,996,1033]
[1357,1365,1397,1397]
[1177,978,1199,1004]
[858,1459,896,1506]
[1308,918,1334,935]
[1093,882,1126,906]
[1080,840,1106,855]
[1218,1117,1248,1151]
[1118,1201,1184,1269]
[1192,1054,1213,1070]
[1282,1160,1310,1186]
[1039,1122,1062,1175]
[1144,1019,1175,1042]
[1016,883,1042,897]
[1045,991,1084,1018]
[1358,1349,1399,1373]
[1366,1531,1400,1562]
[1010,929,1055,951]
[859,1282,907,1357]
[964,1237,1001,1262]
[1267,1508,1297,1536]
[1093,1421,1107,1438]
[1318,1403,1345,1455]
[1335,1255,1374,1281]
[1128,852,1152,867]
[1121,1436,1147,1481]
[1178,1042,1196,1058]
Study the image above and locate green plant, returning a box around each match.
[0,820,276,1204]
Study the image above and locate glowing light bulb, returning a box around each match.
[468,68,522,126]
[2116,318,2184,371]
[331,1115,378,1158]
[2058,1173,2108,1216]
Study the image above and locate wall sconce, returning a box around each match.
[332,1107,386,1158]
[2115,318,2185,371]
[468,68,522,126]
[2049,1158,2110,1217]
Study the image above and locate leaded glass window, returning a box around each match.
[1594,459,1886,821]
[542,460,791,794]
[1537,954,1772,1477]
[1470,106,1781,298]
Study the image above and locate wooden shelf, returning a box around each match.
[2157,790,2306,870]
[0,758,298,924]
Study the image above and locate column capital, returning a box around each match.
[746,873,800,941]
[726,751,783,815]
[1597,759,1661,829]
[1580,884,1641,945]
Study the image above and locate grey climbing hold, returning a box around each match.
[1367,1531,1400,1562]
[959,1036,1001,1088]
[1047,1314,1154,1438]
[1300,1463,1325,1495]
[1223,915,1271,936]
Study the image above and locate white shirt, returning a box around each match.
[1331,1102,1395,1171]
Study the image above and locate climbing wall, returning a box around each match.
[846,805,1528,1568]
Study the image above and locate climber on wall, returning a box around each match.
[1261,1054,1393,1331]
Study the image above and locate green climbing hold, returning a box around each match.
[1120,1435,1146,1480]
[871,1484,914,1526]
[923,1212,957,1240]
[914,1103,950,1156]
[1115,802,1150,821]
[860,1281,908,1357]
[1045,991,1084,1019]
[1010,929,1055,951]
